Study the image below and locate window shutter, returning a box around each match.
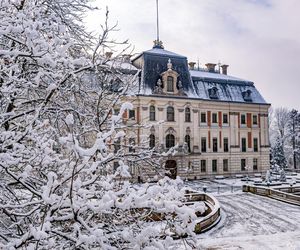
[247,113,252,128]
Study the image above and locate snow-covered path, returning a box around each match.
[196,193,300,249]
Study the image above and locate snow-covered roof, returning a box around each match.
[144,48,186,58]
[190,70,250,83]
[192,80,266,104]
[131,46,269,105]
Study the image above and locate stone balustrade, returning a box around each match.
[243,185,300,206]
[184,191,221,233]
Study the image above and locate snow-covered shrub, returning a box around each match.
[0,1,200,248]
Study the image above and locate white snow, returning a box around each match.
[144,48,186,58]
[190,69,249,82]
[180,178,300,249]
[65,114,74,125]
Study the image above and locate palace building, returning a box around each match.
[123,41,270,180]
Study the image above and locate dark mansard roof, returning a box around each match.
[131,46,269,105]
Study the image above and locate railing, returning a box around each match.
[243,185,300,206]
[185,191,221,233]
[273,186,300,194]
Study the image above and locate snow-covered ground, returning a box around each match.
[181,179,300,249]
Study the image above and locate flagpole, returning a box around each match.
[156,0,159,42]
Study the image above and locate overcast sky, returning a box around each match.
[86,0,300,109]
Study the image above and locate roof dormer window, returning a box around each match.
[242,89,252,102]
[167,76,174,92]
[208,87,218,99]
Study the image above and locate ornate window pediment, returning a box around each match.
[165,127,176,135]
[153,58,186,96]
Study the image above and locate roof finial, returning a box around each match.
[153,0,164,49]
[167,58,172,70]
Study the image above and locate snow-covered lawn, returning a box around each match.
[181,179,300,249]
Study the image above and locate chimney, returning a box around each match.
[105,51,113,59]
[188,62,196,70]
[221,64,229,75]
[205,63,217,73]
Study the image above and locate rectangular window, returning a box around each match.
[212,113,218,123]
[212,160,217,172]
[201,160,206,172]
[253,138,258,152]
[223,114,228,124]
[213,138,218,152]
[253,115,258,125]
[223,159,229,172]
[241,114,246,125]
[253,158,258,170]
[129,110,135,119]
[241,138,246,152]
[201,137,207,152]
[224,138,229,152]
[201,112,206,123]
[167,76,174,92]
[241,159,246,171]
[149,106,155,121]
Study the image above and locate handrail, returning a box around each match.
[243,185,300,206]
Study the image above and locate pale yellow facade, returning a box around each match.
[126,95,270,180]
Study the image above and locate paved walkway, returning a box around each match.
[196,193,300,249]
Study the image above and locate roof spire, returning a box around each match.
[153,0,164,49]
[156,0,159,42]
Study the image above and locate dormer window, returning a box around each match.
[167,76,174,92]
[242,89,252,102]
[208,87,218,99]
[159,59,181,95]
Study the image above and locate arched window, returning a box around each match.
[166,134,175,149]
[185,107,191,122]
[185,135,191,153]
[167,76,174,92]
[149,134,155,148]
[167,106,174,121]
[149,105,155,121]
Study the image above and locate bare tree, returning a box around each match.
[273,107,290,141]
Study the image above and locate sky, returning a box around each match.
[85,0,300,109]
